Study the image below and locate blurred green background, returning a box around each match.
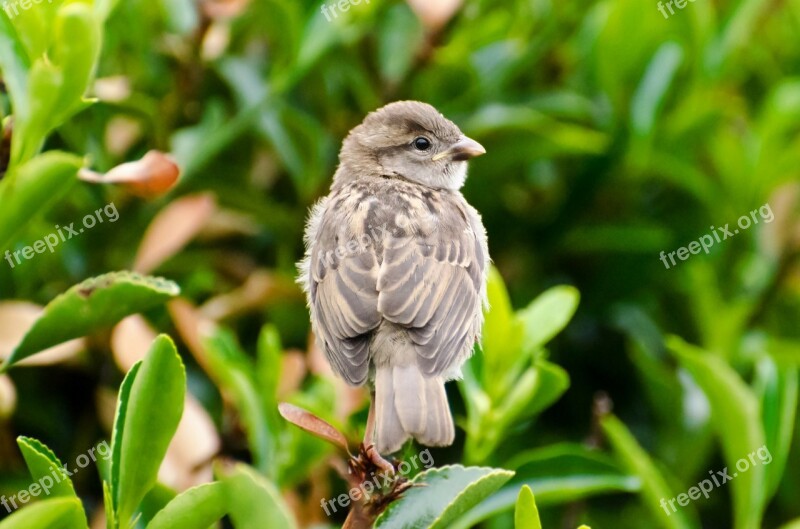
[1,0,800,527]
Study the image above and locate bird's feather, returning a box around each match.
[299,177,488,385]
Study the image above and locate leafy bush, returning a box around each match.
[1,0,799,528]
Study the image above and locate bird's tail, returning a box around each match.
[374,365,455,454]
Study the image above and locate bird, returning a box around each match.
[298,101,489,459]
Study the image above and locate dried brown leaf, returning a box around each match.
[105,116,143,157]
[199,270,301,321]
[79,150,180,198]
[168,298,218,374]
[277,350,307,399]
[110,315,158,371]
[278,402,350,453]
[133,193,217,273]
[160,395,221,491]
[202,0,251,19]
[0,375,16,419]
[93,76,132,102]
[405,0,464,31]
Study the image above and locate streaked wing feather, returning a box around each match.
[377,200,486,377]
[307,206,381,386]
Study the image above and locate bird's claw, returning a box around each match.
[365,443,395,474]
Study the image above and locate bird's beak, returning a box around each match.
[432,136,486,162]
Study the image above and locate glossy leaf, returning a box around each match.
[222,463,298,529]
[0,498,86,529]
[146,483,226,529]
[517,285,580,352]
[375,465,514,529]
[203,328,274,477]
[17,436,79,500]
[753,355,797,501]
[1,272,179,371]
[670,337,767,529]
[514,485,542,529]
[602,414,698,529]
[278,402,350,453]
[453,444,641,529]
[115,335,186,528]
[0,151,82,250]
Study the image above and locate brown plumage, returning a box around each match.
[298,101,489,454]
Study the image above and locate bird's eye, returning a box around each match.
[412,136,431,151]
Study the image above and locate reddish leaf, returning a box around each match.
[278,402,350,453]
[133,193,216,274]
[79,150,180,198]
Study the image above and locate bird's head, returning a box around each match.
[336,101,485,190]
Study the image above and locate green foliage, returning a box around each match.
[0,498,86,529]
[0,152,82,250]
[145,483,226,529]
[602,414,698,529]
[113,335,186,528]
[1,272,179,371]
[514,486,542,529]
[460,268,576,465]
[375,466,514,529]
[221,463,298,529]
[2,0,799,526]
[17,436,78,500]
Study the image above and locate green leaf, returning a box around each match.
[222,463,297,529]
[630,42,684,137]
[9,2,99,165]
[1,272,179,372]
[51,3,100,120]
[481,267,524,398]
[17,436,80,500]
[4,0,60,62]
[146,483,226,529]
[0,498,85,529]
[705,0,772,73]
[602,415,698,529]
[375,465,514,529]
[753,355,797,502]
[0,12,31,126]
[780,519,800,529]
[204,328,274,477]
[514,485,541,529]
[95,0,122,22]
[517,285,580,352]
[494,361,569,434]
[103,481,116,529]
[115,335,186,528]
[669,337,767,529]
[110,360,141,515]
[377,4,424,85]
[138,483,177,526]
[453,444,640,529]
[256,324,283,413]
[0,151,82,249]
[466,104,610,155]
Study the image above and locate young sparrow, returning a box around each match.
[298,101,489,457]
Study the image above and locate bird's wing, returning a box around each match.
[303,196,382,386]
[377,197,488,378]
